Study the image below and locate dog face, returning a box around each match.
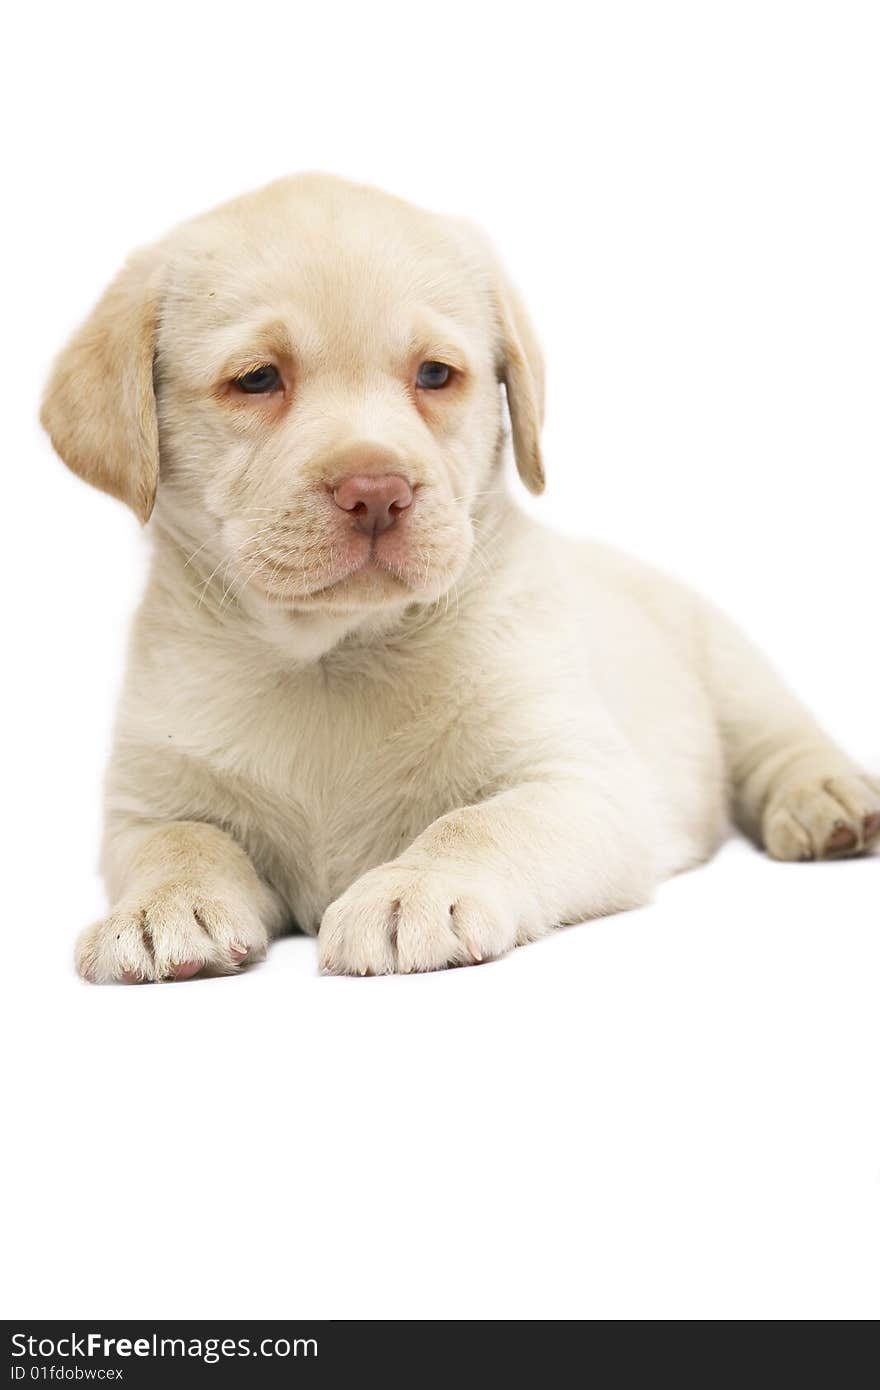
[42,175,545,620]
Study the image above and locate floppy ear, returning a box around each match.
[40,250,161,523]
[493,264,546,495]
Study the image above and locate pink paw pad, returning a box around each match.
[824,822,858,855]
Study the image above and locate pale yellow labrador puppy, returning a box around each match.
[42,174,880,982]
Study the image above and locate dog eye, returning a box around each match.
[234,365,281,394]
[416,360,452,390]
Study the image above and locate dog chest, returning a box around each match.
[175,657,499,924]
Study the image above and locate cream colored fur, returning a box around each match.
[41,174,880,982]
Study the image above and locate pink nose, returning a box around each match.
[332,474,413,535]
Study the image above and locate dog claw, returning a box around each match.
[170,960,203,981]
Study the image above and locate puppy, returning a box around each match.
[42,174,880,981]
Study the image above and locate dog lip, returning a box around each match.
[251,555,411,606]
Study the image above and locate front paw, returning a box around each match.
[319,862,517,975]
[76,883,269,984]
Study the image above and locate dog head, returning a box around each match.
[42,175,545,625]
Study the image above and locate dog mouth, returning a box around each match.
[298,563,408,605]
[234,505,470,612]
[247,550,413,609]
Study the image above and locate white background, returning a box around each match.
[2,0,878,1321]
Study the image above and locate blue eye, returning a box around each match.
[417,361,452,389]
[235,365,281,394]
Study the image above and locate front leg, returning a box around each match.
[319,773,658,975]
[78,821,286,984]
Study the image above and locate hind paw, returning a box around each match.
[763,774,880,861]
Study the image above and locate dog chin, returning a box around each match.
[243,562,435,664]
